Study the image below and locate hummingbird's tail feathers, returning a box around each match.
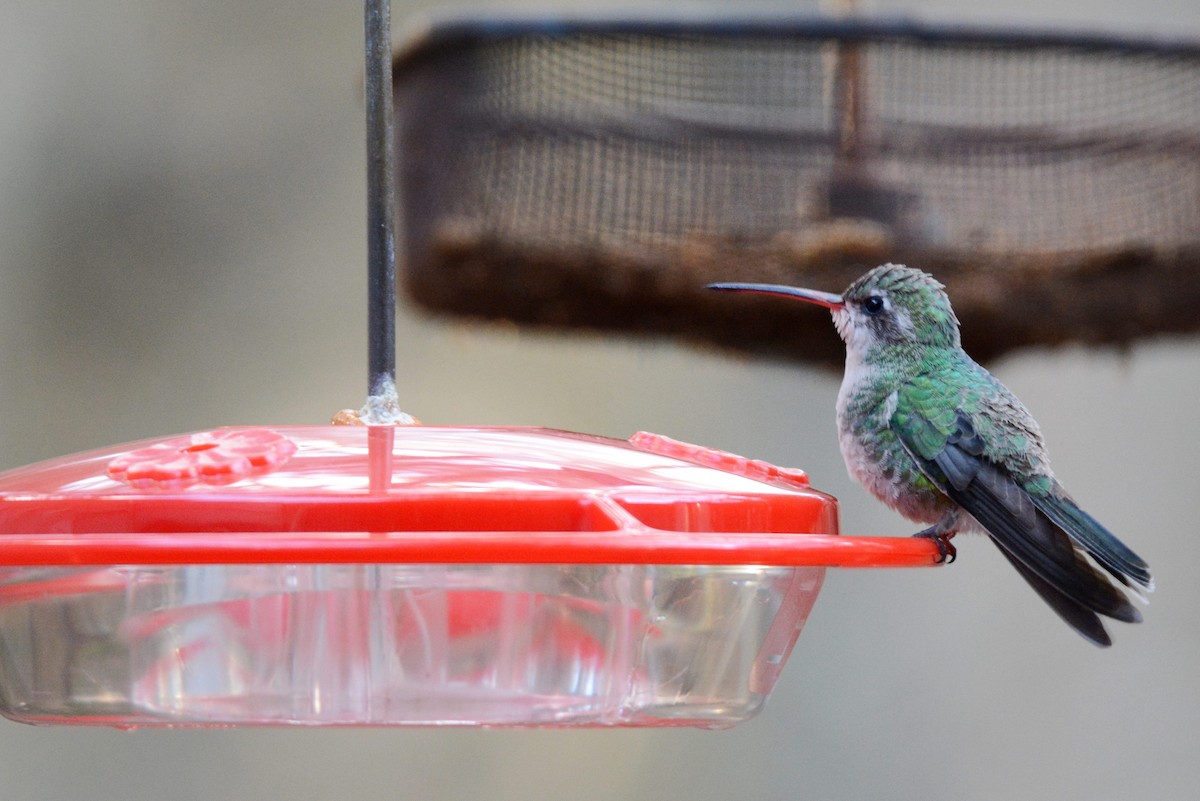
[991,543,1113,647]
[897,412,1143,638]
[941,458,1143,626]
[1031,491,1154,593]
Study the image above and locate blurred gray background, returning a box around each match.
[1,1,1197,799]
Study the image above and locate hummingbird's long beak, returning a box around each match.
[706,282,845,309]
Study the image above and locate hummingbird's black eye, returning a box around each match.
[863,296,885,316]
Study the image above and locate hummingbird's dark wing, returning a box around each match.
[891,400,1141,647]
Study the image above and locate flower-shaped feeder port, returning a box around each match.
[0,425,938,729]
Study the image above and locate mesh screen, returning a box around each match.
[394,17,1200,365]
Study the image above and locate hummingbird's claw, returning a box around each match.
[913,527,958,564]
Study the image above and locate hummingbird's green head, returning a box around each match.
[707,263,961,356]
[837,263,960,351]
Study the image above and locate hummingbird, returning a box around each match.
[709,264,1153,646]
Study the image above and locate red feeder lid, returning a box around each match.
[0,426,940,567]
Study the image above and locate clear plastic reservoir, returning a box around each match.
[0,561,820,727]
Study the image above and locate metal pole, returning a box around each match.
[364,0,396,400]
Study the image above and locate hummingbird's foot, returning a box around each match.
[912,527,958,564]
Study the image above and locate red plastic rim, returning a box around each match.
[0,530,939,567]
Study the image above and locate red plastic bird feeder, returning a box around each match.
[0,425,937,728]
